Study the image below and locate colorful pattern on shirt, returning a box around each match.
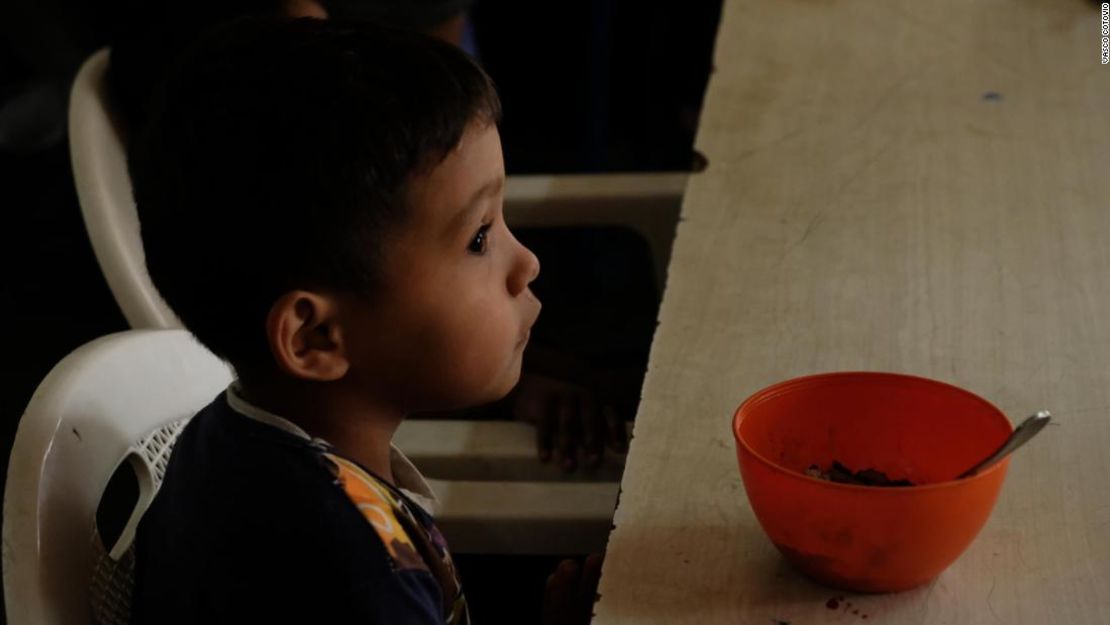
[323,452,469,624]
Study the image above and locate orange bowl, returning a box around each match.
[732,372,1012,592]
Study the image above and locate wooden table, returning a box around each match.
[593,0,1110,622]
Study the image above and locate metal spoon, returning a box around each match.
[957,410,1052,479]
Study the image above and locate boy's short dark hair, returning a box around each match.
[108,0,294,137]
[130,17,501,375]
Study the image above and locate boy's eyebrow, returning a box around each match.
[450,176,505,230]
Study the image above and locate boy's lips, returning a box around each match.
[518,304,540,347]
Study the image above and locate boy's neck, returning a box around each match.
[238,378,405,484]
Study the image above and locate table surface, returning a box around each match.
[592,0,1110,623]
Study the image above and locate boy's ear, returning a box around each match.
[266,291,349,381]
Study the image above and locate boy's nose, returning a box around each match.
[525,247,540,284]
[508,240,540,296]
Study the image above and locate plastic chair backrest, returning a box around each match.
[2,330,232,625]
[69,48,179,329]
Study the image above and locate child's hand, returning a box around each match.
[512,372,627,472]
[541,554,603,625]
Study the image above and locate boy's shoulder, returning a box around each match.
[138,393,381,565]
[153,393,337,513]
[131,393,448,623]
[143,391,435,552]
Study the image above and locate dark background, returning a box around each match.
[0,0,722,621]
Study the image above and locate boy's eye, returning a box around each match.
[468,224,492,255]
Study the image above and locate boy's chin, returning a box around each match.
[428,360,523,412]
[486,367,522,403]
[475,360,524,406]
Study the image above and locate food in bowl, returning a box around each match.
[805,461,915,487]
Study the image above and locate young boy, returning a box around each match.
[128,17,596,624]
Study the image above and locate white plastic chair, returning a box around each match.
[2,331,230,625]
[2,330,624,625]
[68,49,179,330]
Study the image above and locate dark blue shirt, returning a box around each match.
[131,392,468,624]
